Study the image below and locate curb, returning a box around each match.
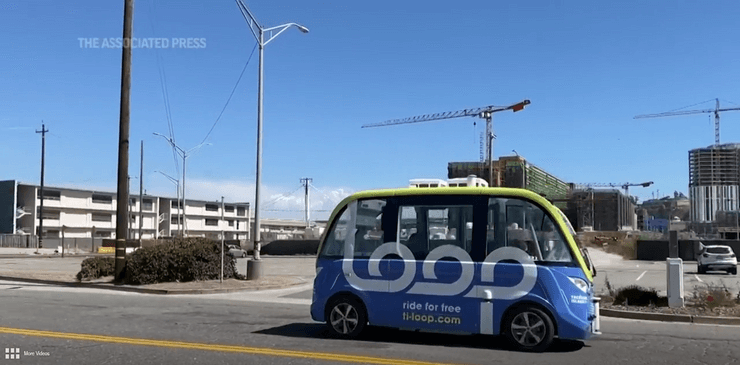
[0,275,304,295]
[601,308,740,325]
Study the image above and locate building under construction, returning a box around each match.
[688,143,740,224]
[448,155,570,208]
[567,189,636,231]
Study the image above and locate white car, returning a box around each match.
[227,244,248,258]
[697,245,737,275]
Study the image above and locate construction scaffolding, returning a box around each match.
[448,155,570,209]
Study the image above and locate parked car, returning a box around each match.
[227,244,247,258]
[697,244,737,275]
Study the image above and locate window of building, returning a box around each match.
[95,231,111,238]
[92,213,112,222]
[237,207,246,216]
[171,201,182,208]
[143,199,153,211]
[129,198,136,205]
[205,219,218,226]
[171,215,181,225]
[36,207,60,220]
[38,190,61,200]
[44,230,60,238]
[228,220,234,227]
[225,205,234,213]
[92,194,113,204]
[205,204,219,212]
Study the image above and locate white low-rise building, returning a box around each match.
[0,180,250,241]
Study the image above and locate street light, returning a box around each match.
[235,1,309,276]
[153,132,210,237]
[156,170,181,237]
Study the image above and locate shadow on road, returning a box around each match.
[254,323,585,353]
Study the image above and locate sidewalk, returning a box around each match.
[0,248,317,295]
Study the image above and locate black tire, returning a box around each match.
[697,265,705,274]
[326,296,367,339]
[242,252,247,258]
[730,267,737,275]
[503,305,555,352]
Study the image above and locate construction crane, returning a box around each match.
[578,181,653,197]
[634,99,740,146]
[361,100,531,185]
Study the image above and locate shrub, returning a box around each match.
[124,237,242,285]
[613,285,667,307]
[691,283,738,309]
[76,256,115,281]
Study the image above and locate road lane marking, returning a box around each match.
[694,275,703,283]
[635,271,647,281]
[0,326,459,365]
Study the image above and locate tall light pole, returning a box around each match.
[156,170,180,237]
[153,133,210,237]
[235,0,309,280]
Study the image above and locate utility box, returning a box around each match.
[666,258,684,308]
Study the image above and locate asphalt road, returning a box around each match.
[589,250,740,297]
[1,279,739,365]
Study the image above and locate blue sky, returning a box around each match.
[2,0,740,219]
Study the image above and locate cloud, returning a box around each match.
[151,178,354,221]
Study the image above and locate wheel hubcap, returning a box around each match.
[330,303,359,334]
[511,312,546,346]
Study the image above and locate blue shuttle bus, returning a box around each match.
[310,185,600,352]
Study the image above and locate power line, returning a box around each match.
[199,42,258,145]
[261,185,304,209]
[309,184,345,204]
[148,0,179,176]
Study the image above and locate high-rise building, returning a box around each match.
[688,143,740,223]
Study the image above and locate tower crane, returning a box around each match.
[578,181,653,197]
[634,99,740,146]
[361,100,531,185]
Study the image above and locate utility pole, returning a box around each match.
[139,141,144,240]
[36,123,48,252]
[114,0,135,282]
[301,178,312,226]
[220,196,224,283]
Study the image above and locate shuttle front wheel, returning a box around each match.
[503,305,555,352]
[326,296,367,339]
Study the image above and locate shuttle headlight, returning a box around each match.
[569,277,589,293]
